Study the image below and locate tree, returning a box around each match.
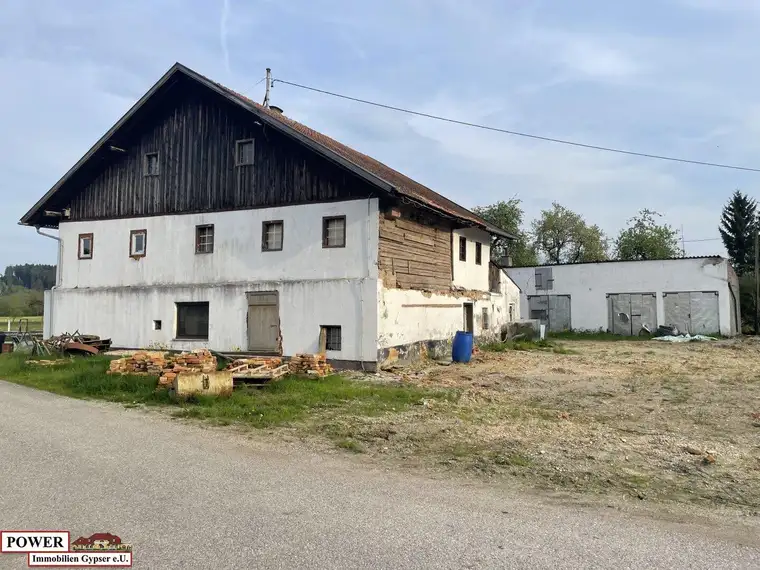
[472,199,538,266]
[719,190,757,276]
[531,202,608,264]
[614,209,681,261]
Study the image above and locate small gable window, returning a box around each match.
[130,229,147,258]
[78,233,93,260]
[236,139,255,166]
[144,152,159,176]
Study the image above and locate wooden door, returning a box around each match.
[463,303,474,333]
[247,292,280,353]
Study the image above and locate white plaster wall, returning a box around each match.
[452,228,490,291]
[378,287,497,349]
[49,278,378,361]
[506,258,735,335]
[58,199,379,288]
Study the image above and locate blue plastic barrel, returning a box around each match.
[452,331,473,363]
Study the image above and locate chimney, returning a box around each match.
[269,105,284,114]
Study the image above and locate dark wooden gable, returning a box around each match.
[66,78,377,221]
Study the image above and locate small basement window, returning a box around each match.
[78,233,93,260]
[236,139,255,166]
[322,325,342,351]
[322,216,346,248]
[262,220,284,251]
[459,236,467,261]
[475,242,482,265]
[196,225,214,254]
[153,320,162,331]
[130,229,147,258]
[144,152,159,176]
[176,302,209,340]
[482,307,490,329]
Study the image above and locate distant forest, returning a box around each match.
[0,264,56,316]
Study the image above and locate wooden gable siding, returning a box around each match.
[379,211,452,290]
[68,87,376,220]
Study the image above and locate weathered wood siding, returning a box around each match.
[68,84,375,220]
[379,212,452,290]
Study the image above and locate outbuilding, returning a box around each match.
[505,256,740,336]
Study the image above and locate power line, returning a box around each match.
[683,237,722,243]
[273,78,760,173]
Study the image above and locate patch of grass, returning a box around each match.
[480,338,578,355]
[481,339,556,352]
[0,353,456,430]
[549,330,651,341]
[0,353,170,404]
[336,439,365,453]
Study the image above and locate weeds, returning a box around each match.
[480,339,578,355]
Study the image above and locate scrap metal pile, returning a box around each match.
[12,331,113,356]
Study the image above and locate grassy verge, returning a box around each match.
[548,330,651,341]
[0,353,457,440]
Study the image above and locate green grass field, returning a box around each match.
[1,315,43,332]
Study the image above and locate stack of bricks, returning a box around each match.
[108,352,167,375]
[288,353,333,377]
[108,349,217,388]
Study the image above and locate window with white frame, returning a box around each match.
[130,229,147,258]
[196,225,214,254]
[262,220,283,251]
[78,233,93,260]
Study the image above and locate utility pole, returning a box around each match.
[263,68,271,108]
[755,228,759,334]
[681,225,686,257]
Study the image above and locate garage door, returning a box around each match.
[607,293,657,336]
[528,295,571,332]
[663,291,719,335]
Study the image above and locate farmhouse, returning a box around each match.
[21,63,521,369]
[505,256,740,336]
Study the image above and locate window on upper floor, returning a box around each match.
[322,216,346,248]
[130,229,147,258]
[78,233,93,260]
[459,236,467,262]
[262,220,283,251]
[176,302,209,340]
[236,139,255,166]
[475,242,482,265]
[196,225,214,254]
[144,152,159,176]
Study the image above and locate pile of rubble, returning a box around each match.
[289,353,333,377]
[108,349,217,387]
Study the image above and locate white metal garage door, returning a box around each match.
[663,291,719,335]
[607,293,657,336]
[528,295,571,332]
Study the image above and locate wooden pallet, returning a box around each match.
[232,364,289,387]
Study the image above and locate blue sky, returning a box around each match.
[2,0,758,268]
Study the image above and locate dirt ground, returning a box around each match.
[330,338,760,514]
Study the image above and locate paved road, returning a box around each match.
[0,381,758,570]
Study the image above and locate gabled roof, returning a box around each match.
[20,63,514,238]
